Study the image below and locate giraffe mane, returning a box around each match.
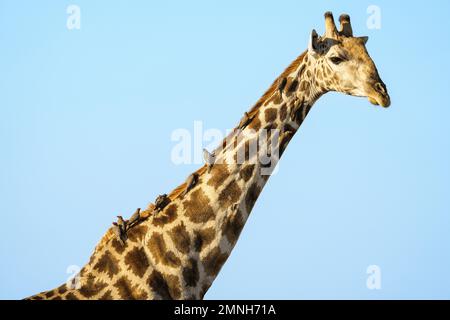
[246,50,307,118]
[167,165,208,200]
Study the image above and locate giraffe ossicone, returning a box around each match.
[26,12,389,300]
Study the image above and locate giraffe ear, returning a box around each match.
[359,36,369,44]
[308,29,320,56]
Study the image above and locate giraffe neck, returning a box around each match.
[151,50,327,298]
[27,51,328,300]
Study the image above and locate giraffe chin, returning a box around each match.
[368,96,390,108]
[368,97,378,105]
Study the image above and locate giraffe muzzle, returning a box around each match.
[368,81,390,108]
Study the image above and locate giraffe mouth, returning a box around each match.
[368,82,390,108]
[368,95,390,108]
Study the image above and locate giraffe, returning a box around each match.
[26,12,390,300]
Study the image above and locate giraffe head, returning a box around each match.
[307,12,390,108]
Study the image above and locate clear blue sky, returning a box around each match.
[1,0,449,299]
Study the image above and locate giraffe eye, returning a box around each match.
[330,56,345,65]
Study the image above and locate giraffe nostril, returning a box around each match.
[375,82,386,94]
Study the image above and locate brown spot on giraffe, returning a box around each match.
[94,250,120,278]
[279,103,288,121]
[247,116,261,130]
[124,246,150,278]
[194,227,216,251]
[184,189,215,223]
[222,209,244,245]
[182,258,199,287]
[148,270,181,300]
[65,292,78,300]
[264,93,282,106]
[127,224,148,242]
[114,276,148,300]
[148,270,171,299]
[99,290,113,300]
[79,274,108,299]
[277,77,287,95]
[148,232,181,267]
[57,284,67,295]
[239,164,255,182]
[111,238,126,254]
[207,164,230,189]
[287,79,299,93]
[218,180,241,208]
[202,247,228,277]
[264,108,278,123]
[152,203,178,227]
[168,222,191,254]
